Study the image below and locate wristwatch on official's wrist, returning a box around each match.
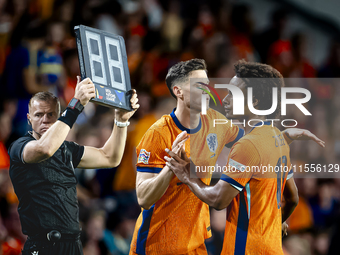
[68,98,84,112]
[115,119,130,127]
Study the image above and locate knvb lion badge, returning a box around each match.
[74,25,132,111]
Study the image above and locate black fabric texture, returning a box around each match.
[8,133,84,236]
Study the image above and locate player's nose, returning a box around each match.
[223,94,230,105]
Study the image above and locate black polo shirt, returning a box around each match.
[8,132,84,236]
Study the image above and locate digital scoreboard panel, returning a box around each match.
[74,25,132,111]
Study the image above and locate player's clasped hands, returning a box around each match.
[164,131,192,184]
[74,76,96,106]
[171,131,189,156]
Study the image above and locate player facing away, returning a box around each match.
[129,59,245,255]
[165,60,325,254]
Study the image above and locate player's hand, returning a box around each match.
[164,147,191,184]
[74,76,96,106]
[115,89,140,123]
[284,128,325,147]
[172,131,189,158]
[282,221,289,237]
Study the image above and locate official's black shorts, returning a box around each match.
[22,239,83,255]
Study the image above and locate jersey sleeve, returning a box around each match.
[8,136,34,164]
[221,139,260,191]
[210,109,244,148]
[224,122,244,148]
[66,141,85,168]
[286,169,294,180]
[136,129,168,174]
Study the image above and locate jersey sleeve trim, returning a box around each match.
[287,169,294,180]
[225,128,245,148]
[220,174,244,191]
[137,167,163,174]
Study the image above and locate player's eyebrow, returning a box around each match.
[197,81,209,86]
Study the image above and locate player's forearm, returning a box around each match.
[101,124,127,167]
[282,178,299,222]
[282,199,298,223]
[185,179,225,209]
[282,130,293,145]
[137,167,174,209]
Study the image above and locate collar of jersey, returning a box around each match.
[170,108,202,134]
[249,121,271,133]
[28,131,36,140]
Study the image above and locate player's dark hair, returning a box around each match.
[234,60,284,119]
[166,59,207,98]
[29,92,61,115]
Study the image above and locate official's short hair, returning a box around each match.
[234,60,284,119]
[166,59,207,98]
[29,92,61,116]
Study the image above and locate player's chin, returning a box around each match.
[189,104,202,113]
[226,115,240,120]
[40,128,49,134]
[224,110,233,119]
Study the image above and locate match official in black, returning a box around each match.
[8,76,139,255]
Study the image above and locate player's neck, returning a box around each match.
[174,105,200,130]
[244,115,267,134]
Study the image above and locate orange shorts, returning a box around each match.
[129,243,207,255]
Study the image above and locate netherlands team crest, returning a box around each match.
[138,149,151,164]
[206,133,218,158]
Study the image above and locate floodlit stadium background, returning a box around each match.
[0,0,340,254]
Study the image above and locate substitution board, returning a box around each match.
[75,25,132,111]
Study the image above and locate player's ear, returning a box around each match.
[173,85,183,99]
[27,113,31,125]
[252,96,259,108]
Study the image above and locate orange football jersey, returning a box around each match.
[221,121,293,255]
[130,108,244,255]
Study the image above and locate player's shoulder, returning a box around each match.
[232,135,255,148]
[205,108,227,120]
[148,114,172,131]
[230,132,261,158]
[141,114,173,141]
[204,108,237,130]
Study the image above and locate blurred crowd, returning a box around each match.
[0,0,340,254]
